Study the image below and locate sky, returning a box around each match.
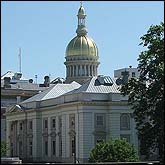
[1,1,164,84]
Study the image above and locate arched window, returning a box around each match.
[120,114,130,130]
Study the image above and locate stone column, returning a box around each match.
[92,65,94,76]
[80,65,82,76]
[88,65,90,76]
[71,66,73,77]
[76,65,78,77]
[66,66,68,77]
[93,65,95,76]
[84,64,86,76]
[96,66,98,76]
[90,65,92,76]
[68,65,71,77]
[73,65,75,77]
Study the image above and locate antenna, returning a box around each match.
[80,1,83,6]
[18,47,22,73]
[35,75,37,84]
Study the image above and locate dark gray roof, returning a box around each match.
[20,76,120,105]
[67,76,120,94]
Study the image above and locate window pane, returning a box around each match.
[52,119,56,128]
[96,116,103,126]
[120,114,130,130]
[45,141,48,155]
[29,141,33,156]
[29,121,32,130]
[132,72,135,77]
[52,141,56,155]
[44,119,48,129]
[20,123,22,130]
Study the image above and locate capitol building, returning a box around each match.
[5,3,139,163]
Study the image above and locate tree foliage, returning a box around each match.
[88,139,139,162]
[1,141,8,157]
[120,22,164,161]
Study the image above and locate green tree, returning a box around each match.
[120,22,164,162]
[1,141,8,156]
[89,139,139,163]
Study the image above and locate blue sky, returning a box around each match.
[1,1,164,83]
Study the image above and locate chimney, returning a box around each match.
[29,79,33,83]
[4,77,11,88]
[44,76,50,87]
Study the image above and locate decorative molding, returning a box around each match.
[27,133,33,138]
[50,132,56,137]
[93,130,106,135]
[42,132,48,137]
[68,130,76,137]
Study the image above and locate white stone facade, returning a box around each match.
[6,88,139,163]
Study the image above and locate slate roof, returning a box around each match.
[67,76,120,94]
[21,76,120,105]
[21,81,81,103]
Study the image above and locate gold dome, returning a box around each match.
[66,35,98,57]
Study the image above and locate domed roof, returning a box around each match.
[66,35,98,57]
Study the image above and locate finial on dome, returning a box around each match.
[80,1,83,7]
[76,1,87,36]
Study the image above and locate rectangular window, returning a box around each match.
[10,143,13,156]
[95,114,105,128]
[11,123,13,131]
[45,141,48,156]
[44,119,48,129]
[52,118,56,129]
[59,138,62,157]
[132,72,135,77]
[120,114,130,130]
[29,120,33,130]
[96,116,104,126]
[19,141,23,155]
[29,141,33,156]
[69,114,75,129]
[52,140,56,155]
[71,137,76,155]
[19,122,23,130]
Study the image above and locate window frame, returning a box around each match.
[132,72,136,77]
[43,118,48,129]
[19,122,23,131]
[120,113,130,130]
[29,140,33,156]
[52,140,56,156]
[29,120,33,130]
[51,118,56,129]
[95,113,105,128]
[45,140,48,156]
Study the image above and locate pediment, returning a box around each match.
[8,105,23,113]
